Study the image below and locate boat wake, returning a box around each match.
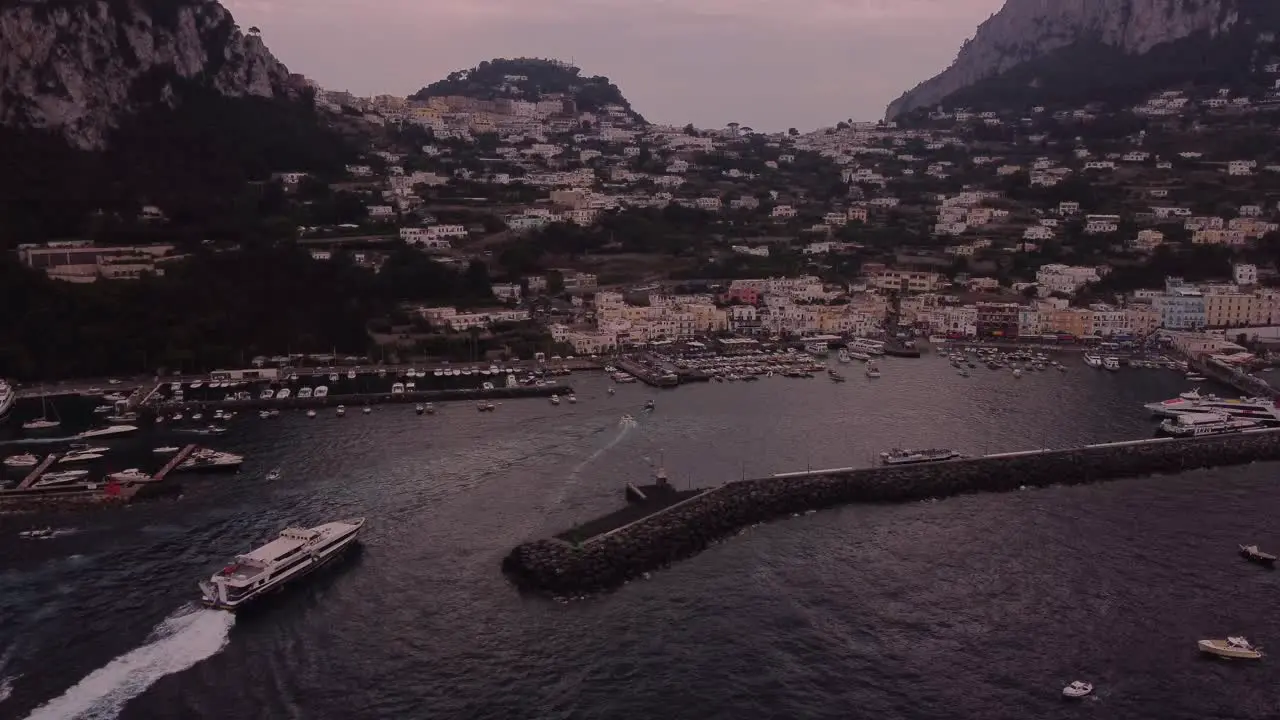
[23,605,234,720]
[0,644,18,704]
[545,418,639,510]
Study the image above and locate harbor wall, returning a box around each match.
[146,384,570,413]
[502,430,1280,596]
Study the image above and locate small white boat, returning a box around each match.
[567,394,577,404]
[391,383,405,395]
[191,413,204,421]
[33,469,90,487]
[107,412,139,424]
[297,387,313,399]
[171,412,185,421]
[607,387,615,395]
[18,528,55,539]
[1062,681,1093,699]
[1198,636,1263,660]
[3,453,40,469]
[362,406,372,415]
[865,363,881,378]
[315,386,329,398]
[153,446,181,454]
[107,468,151,483]
[22,418,60,431]
[275,389,291,400]
[78,425,138,439]
[59,450,107,464]
[260,389,275,400]
[336,405,346,417]
[306,409,317,418]
[328,373,338,383]
[550,394,561,406]
[102,392,127,402]
[416,404,425,415]
[1180,387,1203,400]
[189,381,203,389]
[425,403,436,415]
[347,369,356,379]
[259,410,271,419]
[266,468,282,481]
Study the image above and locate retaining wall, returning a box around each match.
[503,431,1280,596]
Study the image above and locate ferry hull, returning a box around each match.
[200,527,361,611]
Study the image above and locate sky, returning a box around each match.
[222,0,1004,131]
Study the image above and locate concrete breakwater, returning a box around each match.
[147,384,570,414]
[503,431,1280,596]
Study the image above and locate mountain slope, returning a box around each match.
[886,0,1250,119]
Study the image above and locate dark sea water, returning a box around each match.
[2,355,1280,720]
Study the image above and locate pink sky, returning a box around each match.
[223,0,1003,130]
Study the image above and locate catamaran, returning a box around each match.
[198,518,365,610]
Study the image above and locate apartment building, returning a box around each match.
[18,242,175,282]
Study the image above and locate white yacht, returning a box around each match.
[153,446,181,454]
[1083,353,1102,368]
[1102,356,1121,371]
[297,387,314,399]
[198,518,365,611]
[107,468,151,483]
[260,388,275,400]
[33,469,89,488]
[1180,387,1204,401]
[3,453,40,469]
[176,448,244,473]
[275,388,291,400]
[22,417,60,431]
[880,448,961,466]
[1198,636,1263,660]
[59,447,108,463]
[315,386,329,398]
[77,425,138,439]
[107,411,139,424]
[1158,412,1260,437]
[391,383,405,395]
[1062,681,1093,699]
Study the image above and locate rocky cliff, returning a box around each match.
[885,0,1242,119]
[0,0,298,148]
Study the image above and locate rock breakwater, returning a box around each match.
[503,431,1280,595]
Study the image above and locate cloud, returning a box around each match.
[221,0,1003,129]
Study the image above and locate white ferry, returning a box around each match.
[848,338,886,356]
[198,518,365,611]
[1144,395,1280,422]
[880,448,962,466]
[1158,412,1260,437]
[1083,353,1102,368]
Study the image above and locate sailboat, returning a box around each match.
[22,389,61,431]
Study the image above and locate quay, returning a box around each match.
[145,384,570,414]
[616,357,679,388]
[503,430,1280,596]
[1189,356,1278,399]
[18,454,59,489]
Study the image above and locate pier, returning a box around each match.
[616,357,679,388]
[151,444,197,483]
[146,384,570,415]
[18,454,59,489]
[1190,356,1278,399]
[503,430,1280,596]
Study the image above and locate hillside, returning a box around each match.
[0,0,357,244]
[412,58,643,121]
[885,0,1278,119]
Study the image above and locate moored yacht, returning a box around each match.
[3,453,40,469]
[108,468,152,483]
[1198,636,1263,660]
[315,386,329,398]
[198,518,365,610]
[176,448,243,473]
[59,447,108,463]
[1083,353,1102,368]
[880,448,961,466]
[848,338,886,356]
[33,469,89,488]
[77,425,138,439]
[1145,395,1280,423]
[1102,356,1121,371]
[297,387,314,399]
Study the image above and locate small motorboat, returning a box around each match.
[3,453,41,469]
[107,468,151,483]
[621,414,634,423]
[259,410,271,419]
[1062,681,1093,699]
[1240,544,1276,566]
[425,403,436,415]
[153,446,181,454]
[644,399,655,411]
[336,405,346,417]
[362,406,372,415]
[550,394,561,406]
[266,468,282,481]
[607,387,615,395]
[18,528,55,539]
[1198,636,1263,660]
[306,409,317,418]
[567,394,578,404]
[415,404,425,415]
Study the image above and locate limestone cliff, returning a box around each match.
[0,0,299,148]
[886,0,1241,119]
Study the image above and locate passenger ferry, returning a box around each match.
[879,448,961,466]
[848,338,886,356]
[1157,412,1260,437]
[1145,395,1280,422]
[198,518,365,610]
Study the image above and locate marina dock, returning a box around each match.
[18,454,58,489]
[616,357,679,388]
[151,444,197,483]
[504,430,1280,595]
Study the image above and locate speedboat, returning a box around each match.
[1240,544,1277,566]
[33,469,90,487]
[153,446,181,454]
[266,468,282,481]
[1062,681,1093,699]
[1198,636,1263,660]
[476,401,495,412]
[621,414,634,423]
[3,453,40,469]
[362,406,372,415]
[18,528,55,539]
[107,468,151,483]
[644,399,655,411]
[176,448,243,473]
[306,409,317,418]
[607,387,615,395]
[22,417,60,431]
[198,518,365,611]
[550,394,561,406]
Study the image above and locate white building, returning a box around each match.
[1036,264,1101,295]
[1234,263,1259,286]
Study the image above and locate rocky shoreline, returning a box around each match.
[503,431,1280,596]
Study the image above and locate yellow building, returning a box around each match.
[1203,293,1259,328]
[1125,306,1161,335]
[1044,308,1090,337]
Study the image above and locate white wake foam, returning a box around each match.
[24,605,234,720]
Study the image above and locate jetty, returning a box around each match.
[18,454,59,489]
[616,357,679,388]
[147,384,570,415]
[151,444,197,483]
[503,430,1280,596]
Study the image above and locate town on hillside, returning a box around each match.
[15,49,1280,372]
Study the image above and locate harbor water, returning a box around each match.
[2,355,1279,719]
